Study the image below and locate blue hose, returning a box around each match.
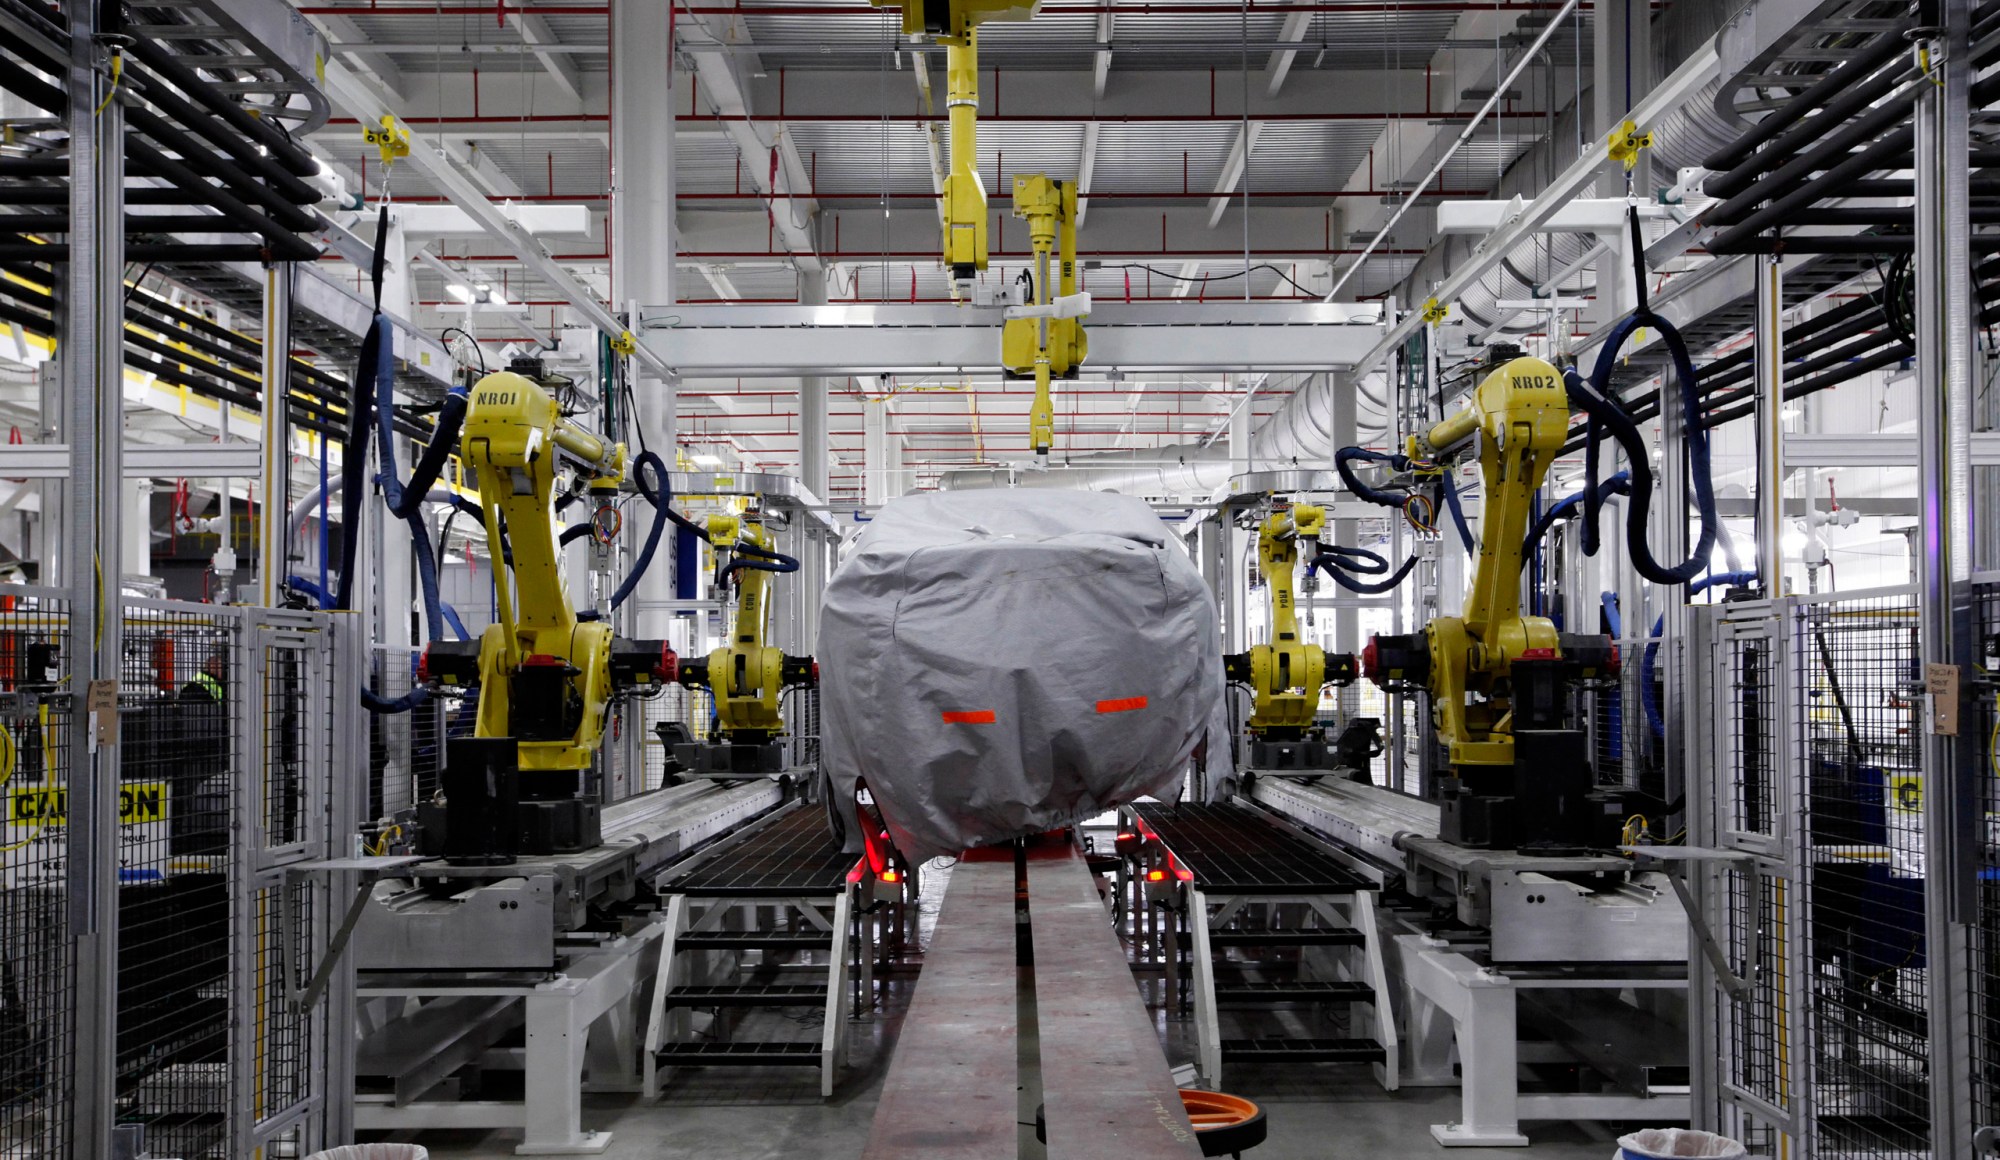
[1310,545,1421,595]
[1524,471,1632,558]
[1437,465,1475,556]
[1566,210,1722,586]
[604,449,672,614]
[332,315,470,714]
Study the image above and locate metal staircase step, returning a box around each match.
[659,983,828,1008]
[1213,980,1374,1004]
[676,931,833,952]
[1220,1036,1387,1064]
[1176,929,1365,949]
[654,1041,823,1066]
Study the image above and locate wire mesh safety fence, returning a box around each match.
[0,588,73,1159]
[1793,593,1928,1160]
[1971,581,2000,1147]
[1588,634,1658,795]
[368,645,448,824]
[1696,590,1941,1159]
[114,602,238,1159]
[0,590,356,1157]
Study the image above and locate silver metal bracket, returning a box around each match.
[282,855,430,1009]
[1621,845,1756,1001]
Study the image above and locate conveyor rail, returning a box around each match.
[1131,801,1377,894]
[657,806,858,898]
[863,851,1020,1159]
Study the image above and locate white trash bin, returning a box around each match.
[303,1147,428,1160]
[1616,1128,1746,1160]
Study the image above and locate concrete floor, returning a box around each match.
[399,859,1642,1159]
[406,983,1628,1159]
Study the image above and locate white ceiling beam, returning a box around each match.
[679,11,823,274]
[319,58,670,377]
[1264,13,1313,98]
[1171,260,1202,299]
[697,266,744,301]
[1206,122,1262,228]
[1093,10,1115,98]
[1077,121,1100,227]
[318,122,620,144]
[507,11,586,102]
[452,139,523,198]
[309,13,407,99]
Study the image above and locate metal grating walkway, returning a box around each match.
[1131,802,1374,894]
[661,806,858,898]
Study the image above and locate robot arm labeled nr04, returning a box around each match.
[415,370,678,866]
[673,511,818,779]
[1223,501,1360,775]
[1360,354,1624,854]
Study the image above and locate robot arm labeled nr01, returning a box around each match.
[415,370,678,866]
[672,511,817,779]
[1361,354,1625,853]
[1223,501,1360,775]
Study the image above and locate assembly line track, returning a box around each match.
[1132,801,1377,894]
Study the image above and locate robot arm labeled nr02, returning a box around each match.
[1223,501,1361,775]
[415,370,678,866]
[1361,353,1625,853]
[672,511,817,779]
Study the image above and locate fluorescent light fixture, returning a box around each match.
[690,453,725,467]
[446,283,473,303]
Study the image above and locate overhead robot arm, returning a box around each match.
[1362,353,1623,852]
[417,370,677,864]
[871,1,1084,462]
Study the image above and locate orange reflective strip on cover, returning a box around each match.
[941,710,997,724]
[1095,696,1148,714]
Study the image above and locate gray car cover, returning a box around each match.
[819,488,1230,863]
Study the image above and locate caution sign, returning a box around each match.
[9,781,169,825]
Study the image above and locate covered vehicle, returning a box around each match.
[819,488,1230,862]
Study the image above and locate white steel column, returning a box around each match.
[259,269,291,606]
[612,0,677,644]
[64,6,122,1154]
[863,398,888,507]
[1752,256,1784,588]
[122,479,151,580]
[798,275,829,648]
[1915,2,1975,1154]
[1331,373,1359,718]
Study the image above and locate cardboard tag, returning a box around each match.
[86,679,117,748]
[1926,663,1960,736]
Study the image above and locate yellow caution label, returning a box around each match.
[9,781,169,825]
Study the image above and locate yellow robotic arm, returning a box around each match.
[416,369,678,861]
[872,1,1083,461]
[1361,353,1620,850]
[1225,503,1357,744]
[674,509,817,776]
[871,0,1040,285]
[1002,174,1088,459]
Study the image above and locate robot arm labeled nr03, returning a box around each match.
[1223,501,1360,774]
[673,511,817,779]
[1361,354,1624,853]
[415,370,677,866]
